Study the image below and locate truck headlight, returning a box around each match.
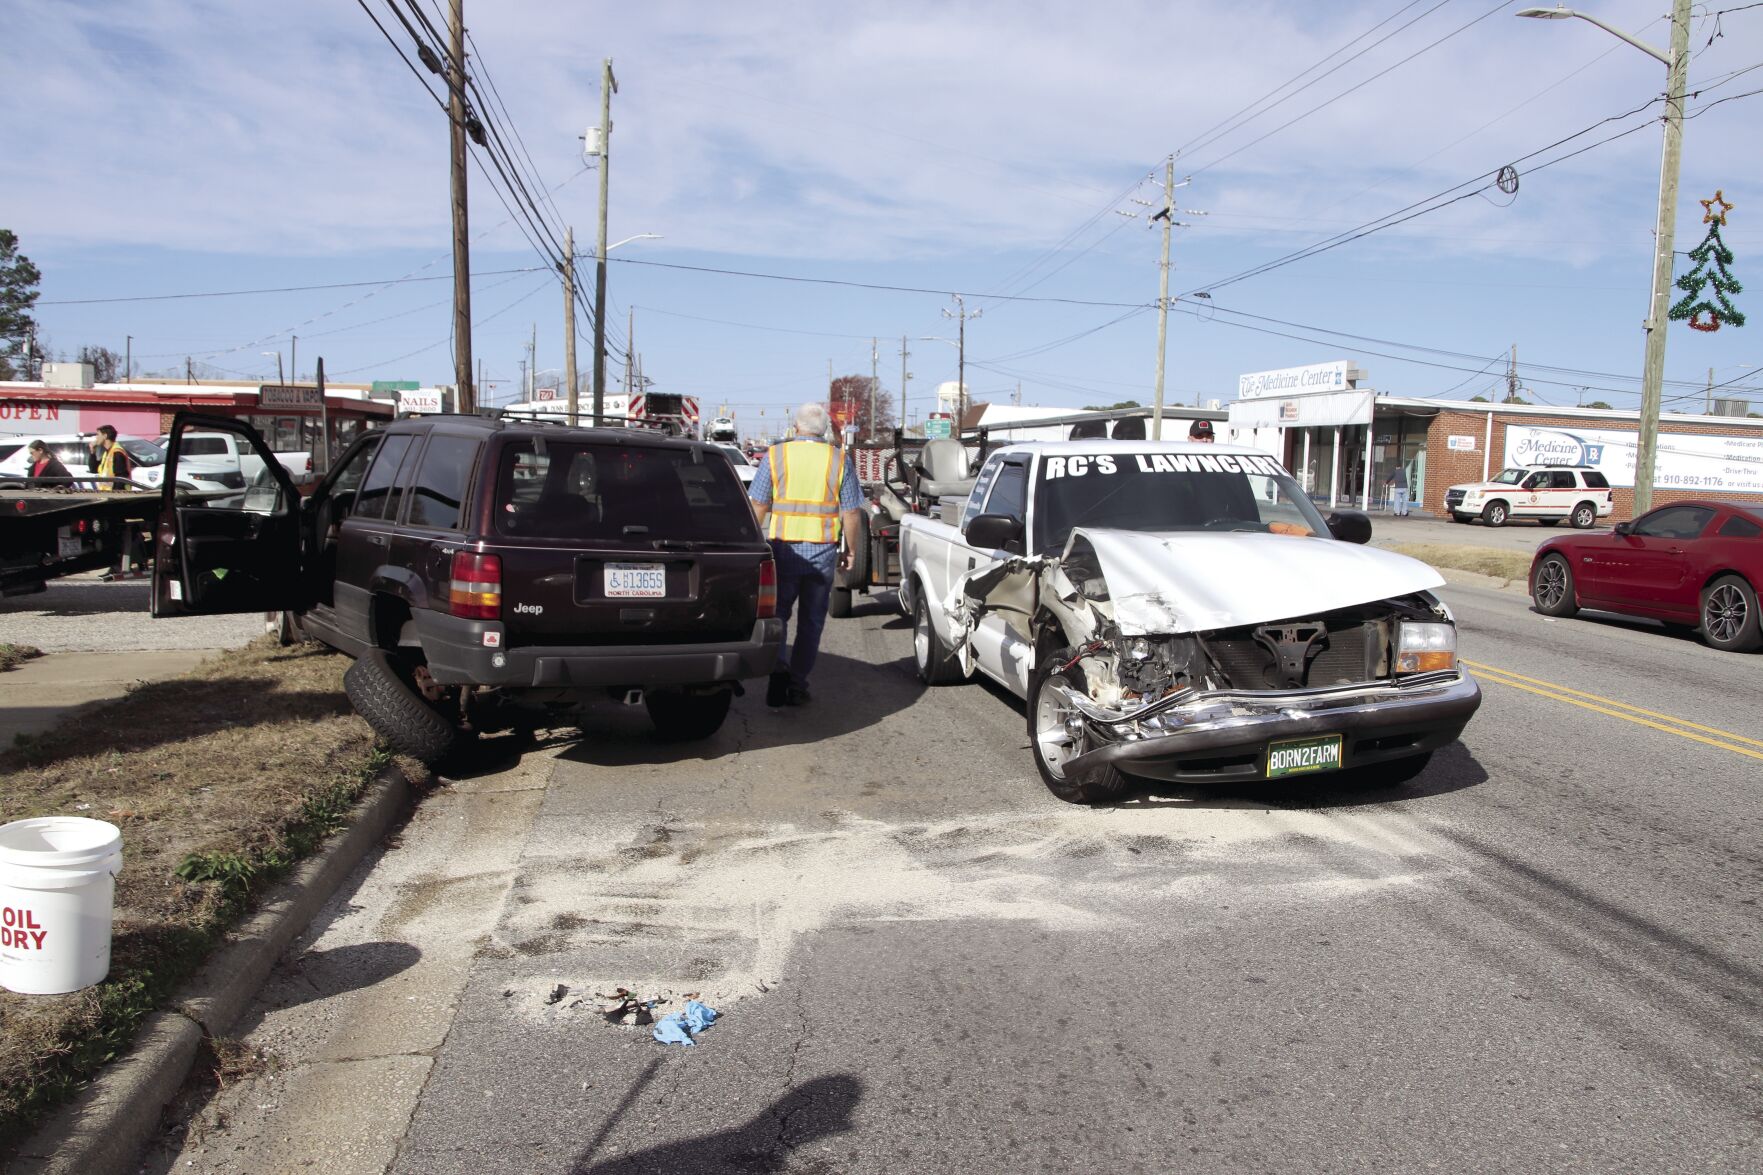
[1396,622,1456,674]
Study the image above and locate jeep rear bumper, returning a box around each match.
[418,615,784,690]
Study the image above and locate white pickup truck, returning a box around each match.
[157,431,312,487]
[898,439,1482,803]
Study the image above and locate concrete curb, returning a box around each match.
[6,764,413,1175]
[1433,565,1529,596]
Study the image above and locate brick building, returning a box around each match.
[1226,360,1763,522]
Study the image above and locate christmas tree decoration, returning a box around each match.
[1669,190,1744,332]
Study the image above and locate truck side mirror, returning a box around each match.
[965,512,1023,552]
[1325,510,1372,544]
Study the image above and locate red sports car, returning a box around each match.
[1529,499,1763,652]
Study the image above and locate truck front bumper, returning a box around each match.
[1063,672,1482,784]
[419,615,784,691]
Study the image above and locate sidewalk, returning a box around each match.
[0,649,224,746]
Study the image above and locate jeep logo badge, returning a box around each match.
[513,603,543,616]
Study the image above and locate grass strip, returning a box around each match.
[1390,543,1533,584]
[0,639,385,1150]
[0,645,42,673]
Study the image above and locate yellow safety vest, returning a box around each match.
[96,443,124,492]
[766,439,846,544]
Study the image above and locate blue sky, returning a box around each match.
[7,0,1761,434]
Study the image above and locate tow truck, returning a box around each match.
[0,476,159,595]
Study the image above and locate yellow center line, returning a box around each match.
[1466,665,1763,763]
[1461,658,1763,749]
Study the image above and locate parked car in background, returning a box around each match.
[1529,499,1763,652]
[1445,466,1613,528]
[0,432,240,491]
[153,412,781,762]
[715,442,757,486]
[157,429,311,487]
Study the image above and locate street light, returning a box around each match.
[589,232,661,426]
[262,351,284,384]
[1518,1,1689,515]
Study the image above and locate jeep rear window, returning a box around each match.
[493,441,761,543]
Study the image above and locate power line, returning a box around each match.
[42,267,547,307]
[604,256,1149,308]
[330,273,554,376]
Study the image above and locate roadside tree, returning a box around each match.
[0,229,42,381]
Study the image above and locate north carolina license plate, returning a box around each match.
[57,536,84,558]
[604,562,666,598]
[1266,734,1344,778]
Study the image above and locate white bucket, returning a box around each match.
[0,817,124,995]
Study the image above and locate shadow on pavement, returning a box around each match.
[1105,739,1489,811]
[574,1073,862,1174]
[272,940,423,1011]
[0,579,151,617]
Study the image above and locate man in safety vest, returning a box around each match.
[748,403,864,707]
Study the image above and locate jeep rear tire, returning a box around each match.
[344,648,460,765]
[645,687,733,740]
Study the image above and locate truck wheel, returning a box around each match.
[645,687,733,739]
[344,648,460,765]
[846,511,871,587]
[912,587,963,685]
[1570,502,1597,529]
[829,586,854,618]
[1481,501,1509,527]
[1028,659,1129,804]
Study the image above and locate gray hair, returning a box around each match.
[794,402,829,437]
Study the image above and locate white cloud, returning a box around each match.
[4,0,1757,271]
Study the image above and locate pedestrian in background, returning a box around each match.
[87,425,132,490]
[748,403,863,707]
[1188,419,1215,443]
[1385,463,1410,516]
[26,440,71,482]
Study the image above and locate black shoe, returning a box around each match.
[786,685,811,706]
[766,671,791,708]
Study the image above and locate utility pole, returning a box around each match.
[529,322,537,399]
[1152,156,1174,439]
[900,336,910,434]
[316,357,330,472]
[518,359,527,402]
[869,337,879,441]
[448,0,474,412]
[1507,344,1519,403]
[563,225,579,425]
[626,307,635,401]
[943,295,981,434]
[290,335,297,385]
[590,58,617,426]
[1630,0,1692,514]
[478,358,485,411]
[1706,366,1715,415]
[124,335,131,384]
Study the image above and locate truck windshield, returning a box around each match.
[1490,469,1527,485]
[1033,451,1332,553]
[493,440,761,544]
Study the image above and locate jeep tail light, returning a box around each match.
[449,551,502,619]
[757,557,777,619]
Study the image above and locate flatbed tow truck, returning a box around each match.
[1,477,161,595]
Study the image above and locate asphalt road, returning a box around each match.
[146,581,1763,1174]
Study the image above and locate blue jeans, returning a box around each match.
[1390,486,1409,516]
[771,541,835,687]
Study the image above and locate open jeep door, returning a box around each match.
[151,413,310,618]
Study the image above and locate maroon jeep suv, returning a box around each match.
[152,412,779,762]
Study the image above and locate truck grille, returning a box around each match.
[1206,619,1382,690]
[1444,489,1465,509]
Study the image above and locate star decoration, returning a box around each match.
[1701,189,1734,226]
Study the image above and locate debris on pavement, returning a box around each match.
[544,983,569,1005]
[597,987,662,1026]
[652,1000,720,1047]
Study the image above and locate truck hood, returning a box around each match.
[1070,527,1446,635]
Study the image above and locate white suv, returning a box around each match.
[1444,466,1613,528]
